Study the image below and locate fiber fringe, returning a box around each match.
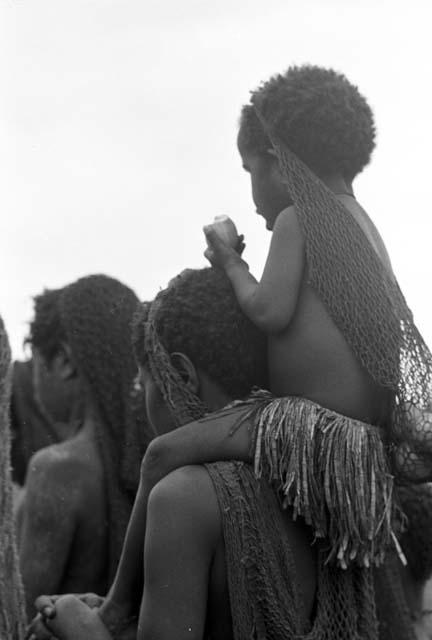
[237,391,405,570]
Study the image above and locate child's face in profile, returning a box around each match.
[238,135,291,231]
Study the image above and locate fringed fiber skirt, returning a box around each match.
[234,390,404,570]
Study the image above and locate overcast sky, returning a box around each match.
[2,0,432,358]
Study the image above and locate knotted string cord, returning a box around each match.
[144,291,207,427]
[253,101,432,483]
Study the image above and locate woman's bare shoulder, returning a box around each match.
[148,465,222,546]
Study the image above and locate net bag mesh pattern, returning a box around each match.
[206,461,415,640]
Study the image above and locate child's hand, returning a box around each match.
[236,234,246,256]
[203,226,245,269]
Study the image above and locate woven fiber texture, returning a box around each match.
[374,552,416,640]
[207,461,400,640]
[0,317,26,639]
[239,391,402,569]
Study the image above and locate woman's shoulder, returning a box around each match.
[148,465,222,547]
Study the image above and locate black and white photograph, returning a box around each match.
[2,1,432,639]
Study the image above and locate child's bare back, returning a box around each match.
[268,195,393,425]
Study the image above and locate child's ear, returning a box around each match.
[266,148,285,182]
[170,352,200,395]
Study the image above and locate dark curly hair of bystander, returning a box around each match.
[27,288,65,364]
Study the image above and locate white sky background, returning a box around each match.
[1,0,432,358]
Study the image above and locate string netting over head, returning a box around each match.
[59,275,148,582]
[252,97,432,483]
[144,285,207,428]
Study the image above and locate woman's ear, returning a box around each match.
[266,147,283,172]
[170,352,200,395]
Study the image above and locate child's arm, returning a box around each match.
[205,206,305,333]
[98,407,253,630]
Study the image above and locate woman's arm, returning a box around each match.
[205,206,305,333]
[138,466,221,640]
[19,450,79,619]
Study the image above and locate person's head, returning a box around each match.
[29,274,138,416]
[26,288,78,424]
[132,268,268,436]
[27,275,146,483]
[238,65,376,230]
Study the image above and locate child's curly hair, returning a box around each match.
[239,65,376,180]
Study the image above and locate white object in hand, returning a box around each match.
[208,215,238,248]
